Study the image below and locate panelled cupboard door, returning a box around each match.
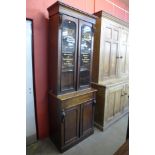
[105,85,124,123]
[61,105,80,146]
[59,15,78,93]
[78,20,93,89]
[119,28,129,77]
[99,18,129,81]
[80,101,94,137]
[123,83,129,111]
[102,21,120,80]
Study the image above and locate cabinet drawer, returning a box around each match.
[61,93,94,109]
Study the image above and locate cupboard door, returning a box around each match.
[60,15,78,93]
[105,85,124,122]
[119,29,129,77]
[123,84,129,110]
[61,105,80,146]
[80,101,94,137]
[78,20,93,89]
[102,23,120,80]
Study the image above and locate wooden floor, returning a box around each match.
[114,140,129,155]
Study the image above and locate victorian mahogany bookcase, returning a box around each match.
[47,1,97,152]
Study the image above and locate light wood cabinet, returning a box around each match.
[105,84,124,122]
[92,82,128,131]
[122,83,129,112]
[93,11,129,83]
[92,11,129,131]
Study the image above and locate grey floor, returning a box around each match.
[27,114,128,155]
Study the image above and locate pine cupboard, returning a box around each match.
[47,1,97,152]
[93,11,129,83]
[92,81,129,130]
[92,11,129,131]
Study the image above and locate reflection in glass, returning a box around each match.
[79,25,92,87]
[61,20,76,91]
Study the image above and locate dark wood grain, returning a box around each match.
[62,105,80,145]
[48,89,96,152]
[48,14,59,94]
[80,101,94,137]
[47,1,97,23]
[48,2,97,152]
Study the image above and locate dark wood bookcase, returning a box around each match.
[47,1,97,152]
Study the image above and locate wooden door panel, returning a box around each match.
[120,84,129,112]
[119,29,128,77]
[105,27,112,39]
[125,46,129,74]
[119,44,127,75]
[106,85,124,121]
[103,41,111,77]
[107,92,115,121]
[102,22,121,80]
[81,101,94,136]
[101,20,128,80]
[113,29,119,41]
[62,105,80,145]
[124,84,129,109]
[114,89,122,114]
[122,30,128,42]
[110,43,118,77]
[123,94,129,110]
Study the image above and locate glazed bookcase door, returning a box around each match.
[60,15,78,93]
[78,20,93,89]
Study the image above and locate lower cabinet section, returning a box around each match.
[48,88,96,152]
[92,82,128,131]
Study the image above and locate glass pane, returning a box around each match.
[79,25,92,87]
[61,20,76,91]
